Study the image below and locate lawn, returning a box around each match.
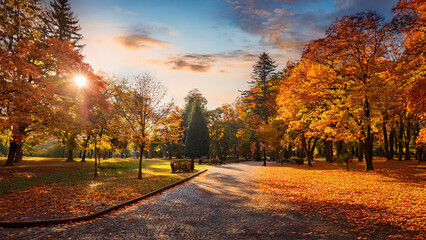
[256,158,426,239]
[0,157,208,222]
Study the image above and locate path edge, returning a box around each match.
[0,169,208,228]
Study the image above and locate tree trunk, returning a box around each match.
[358,141,363,162]
[302,137,317,167]
[94,134,98,177]
[168,143,173,159]
[405,120,411,160]
[94,127,103,177]
[66,145,74,162]
[364,125,374,170]
[325,139,333,162]
[4,141,18,167]
[14,143,23,163]
[383,123,390,160]
[389,129,395,160]
[263,143,266,166]
[82,134,91,162]
[398,119,403,161]
[417,146,424,162]
[336,140,344,157]
[138,142,144,179]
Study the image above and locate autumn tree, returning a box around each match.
[302,11,395,170]
[208,103,242,160]
[1,0,43,166]
[155,106,185,159]
[111,73,173,179]
[393,0,426,161]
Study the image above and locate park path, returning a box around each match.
[0,162,355,239]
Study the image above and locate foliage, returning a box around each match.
[110,73,173,179]
[43,0,84,50]
[184,99,210,158]
[170,160,194,173]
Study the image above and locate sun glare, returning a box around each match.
[74,75,87,87]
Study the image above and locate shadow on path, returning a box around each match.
[0,161,360,240]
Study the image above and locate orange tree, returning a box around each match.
[302,11,396,170]
[393,0,426,161]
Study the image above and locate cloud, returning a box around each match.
[167,50,258,72]
[334,0,396,16]
[225,0,398,54]
[114,35,172,49]
[114,23,176,50]
[168,54,215,72]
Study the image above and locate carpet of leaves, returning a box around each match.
[256,158,426,239]
[0,158,200,222]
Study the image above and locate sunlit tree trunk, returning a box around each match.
[138,140,144,180]
[81,135,90,162]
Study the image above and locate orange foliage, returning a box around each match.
[256,159,426,238]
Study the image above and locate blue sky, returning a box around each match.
[63,0,399,108]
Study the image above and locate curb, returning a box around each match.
[0,169,208,228]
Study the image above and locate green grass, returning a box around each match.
[0,169,91,194]
[0,157,209,194]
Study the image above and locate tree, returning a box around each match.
[242,52,278,123]
[393,0,426,161]
[208,103,242,160]
[241,52,279,166]
[302,11,395,170]
[184,99,210,160]
[182,88,207,129]
[155,106,185,159]
[43,0,84,50]
[111,73,173,179]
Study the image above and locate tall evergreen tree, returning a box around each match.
[182,88,207,129]
[43,0,84,50]
[243,52,278,123]
[184,100,210,160]
[241,52,278,166]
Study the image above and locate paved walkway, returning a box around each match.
[0,162,354,239]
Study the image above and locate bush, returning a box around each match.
[171,160,194,173]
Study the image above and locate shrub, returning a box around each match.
[171,160,194,173]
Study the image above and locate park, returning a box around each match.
[1,0,425,239]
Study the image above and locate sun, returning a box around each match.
[74,75,87,87]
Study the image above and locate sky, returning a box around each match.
[63,0,399,108]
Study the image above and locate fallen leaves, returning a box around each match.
[0,158,198,222]
[256,158,426,239]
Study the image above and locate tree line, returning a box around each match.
[1,0,425,176]
[237,0,426,170]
